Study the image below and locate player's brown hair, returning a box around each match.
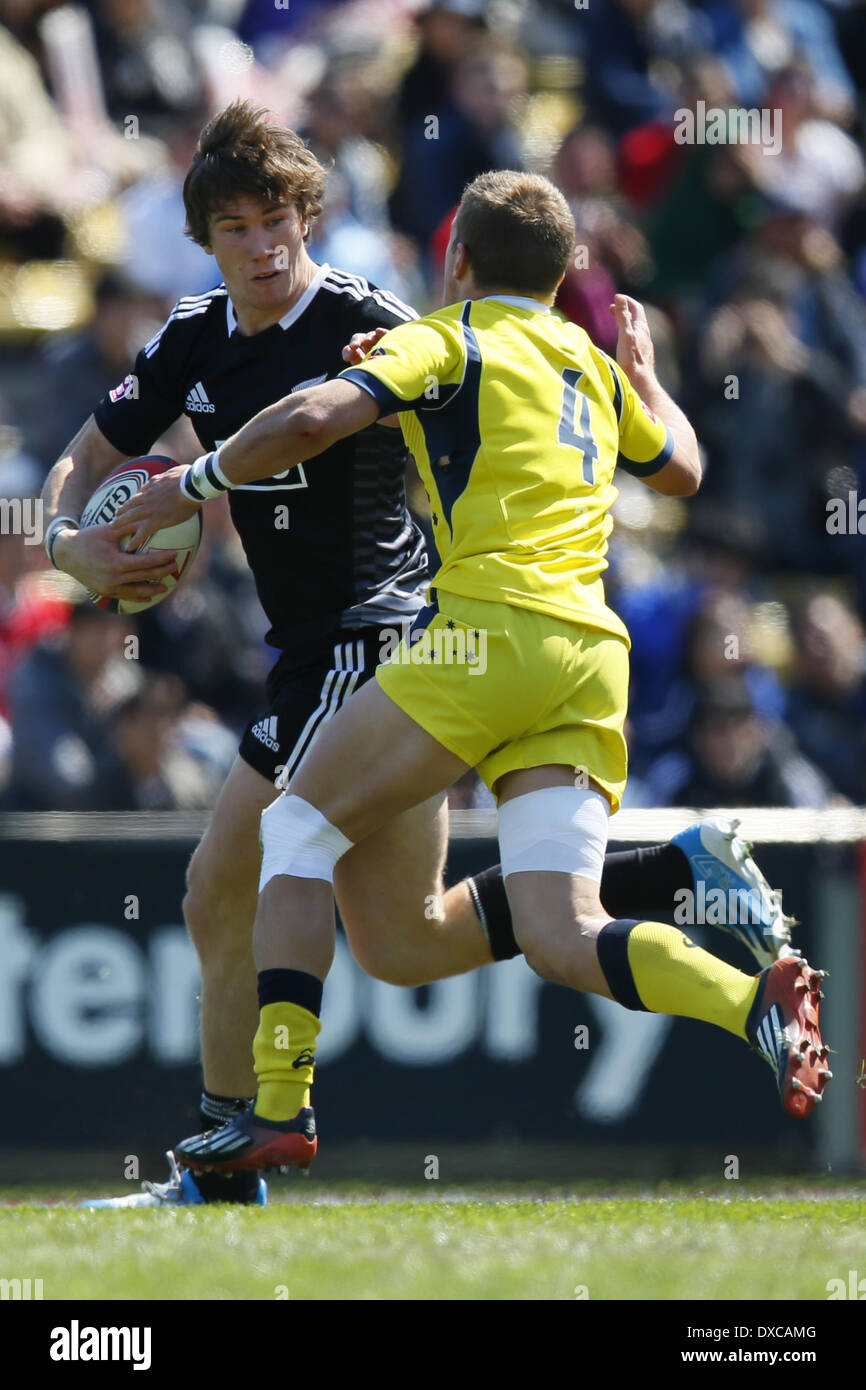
[453,170,575,294]
[183,100,328,246]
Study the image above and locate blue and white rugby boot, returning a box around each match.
[79,1150,267,1208]
[671,815,795,968]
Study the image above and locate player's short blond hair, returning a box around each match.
[454,171,575,294]
[183,100,328,246]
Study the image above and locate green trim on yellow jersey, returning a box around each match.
[340,296,673,639]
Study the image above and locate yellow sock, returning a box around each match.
[598,919,760,1039]
[254,1001,320,1121]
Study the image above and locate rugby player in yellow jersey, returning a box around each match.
[121,171,830,1172]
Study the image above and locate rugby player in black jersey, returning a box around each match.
[42,103,793,1207]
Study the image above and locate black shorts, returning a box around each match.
[238,627,385,787]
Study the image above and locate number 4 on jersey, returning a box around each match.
[558,369,598,485]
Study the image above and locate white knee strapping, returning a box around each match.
[497,786,610,881]
[259,793,353,891]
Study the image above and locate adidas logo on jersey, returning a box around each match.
[186,381,215,413]
[251,716,279,751]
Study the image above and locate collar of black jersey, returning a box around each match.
[225,261,334,337]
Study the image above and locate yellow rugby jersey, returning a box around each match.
[340,295,673,640]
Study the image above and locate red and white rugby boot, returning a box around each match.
[746,955,832,1118]
[175,1103,317,1174]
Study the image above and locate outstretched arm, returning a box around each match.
[612,294,702,497]
[117,379,380,548]
[218,378,380,485]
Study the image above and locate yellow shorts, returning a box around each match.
[375,591,630,810]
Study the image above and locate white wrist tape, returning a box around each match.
[497,786,610,882]
[44,515,79,569]
[259,793,353,890]
[180,449,232,502]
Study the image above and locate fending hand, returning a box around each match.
[341,326,388,365]
[610,293,655,387]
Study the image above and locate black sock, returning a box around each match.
[257,967,323,1014]
[199,1090,251,1133]
[193,1092,260,1202]
[468,844,692,962]
[600,843,691,919]
[596,918,648,1011]
[467,865,520,961]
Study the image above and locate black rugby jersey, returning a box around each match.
[93,263,429,650]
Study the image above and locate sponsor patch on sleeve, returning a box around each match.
[109,374,137,403]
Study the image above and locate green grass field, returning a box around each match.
[2,1182,863,1300]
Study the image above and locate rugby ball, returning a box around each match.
[80,455,202,614]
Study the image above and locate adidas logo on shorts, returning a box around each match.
[251,716,280,752]
[186,381,215,413]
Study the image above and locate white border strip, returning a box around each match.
[2,807,866,843]
[447,807,866,844]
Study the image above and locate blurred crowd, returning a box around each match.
[1,0,866,811]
